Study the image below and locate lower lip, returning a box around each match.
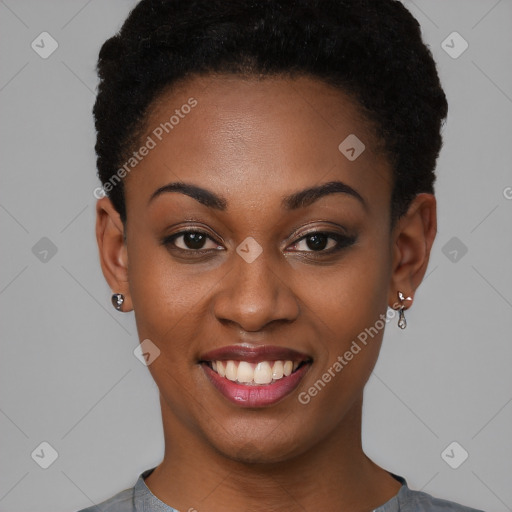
[202,363,311,408]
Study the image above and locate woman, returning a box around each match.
[79,0,484,510]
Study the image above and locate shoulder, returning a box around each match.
[74,467,159,512]
[399,486,486,512]
[75,486,139,512]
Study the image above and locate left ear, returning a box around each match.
[388,193,437,309]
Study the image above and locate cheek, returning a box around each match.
[302,232,392,343]
[299,231,392,396]
[126,235,199,351]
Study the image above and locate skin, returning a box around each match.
[96,75,437,512]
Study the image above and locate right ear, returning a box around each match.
[95,197,133,312]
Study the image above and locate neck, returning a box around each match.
[144,395,402,512]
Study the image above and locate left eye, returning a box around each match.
[288,232,352,253]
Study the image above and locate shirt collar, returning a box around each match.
[134,467,409,512]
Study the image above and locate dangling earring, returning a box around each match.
[397,291,412,329]
[111,293,125,311]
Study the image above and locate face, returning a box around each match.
[98,75,431,464]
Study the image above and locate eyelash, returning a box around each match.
[161,229,356,256]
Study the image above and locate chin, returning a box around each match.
[222,441,302,465]
[205,420,313,466]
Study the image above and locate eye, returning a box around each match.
[162,230,223,252]
[288,231,356,253]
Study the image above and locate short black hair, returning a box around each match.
[93,0,448,225]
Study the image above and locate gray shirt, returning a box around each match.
[76,468,485,512]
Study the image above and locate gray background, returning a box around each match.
[1,1,511,511]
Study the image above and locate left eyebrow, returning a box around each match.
[148,180,367,211]
[281,180,367,211]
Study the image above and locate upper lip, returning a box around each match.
[199,344,312,363]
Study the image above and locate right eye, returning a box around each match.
[162,230,224,252]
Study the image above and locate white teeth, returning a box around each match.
[254,362,273,384]
[225,360,237,381]
[210,359,304,385]
[272,360,284,379]
[237,361,254,383]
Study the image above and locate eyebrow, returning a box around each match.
[149,182,228,210]
[148,180,367,211]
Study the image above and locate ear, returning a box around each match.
[96,197,133,312]
[388,193,437,310]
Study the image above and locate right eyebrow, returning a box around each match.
[148,182,227,210]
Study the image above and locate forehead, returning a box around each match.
[125,74,392,216]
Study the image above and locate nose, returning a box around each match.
[212,245,300,332]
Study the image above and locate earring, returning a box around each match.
[111,293,125,311]
[397,291,412,329]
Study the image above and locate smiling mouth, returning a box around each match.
[205,359,309,386]
[199,345,312,406]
